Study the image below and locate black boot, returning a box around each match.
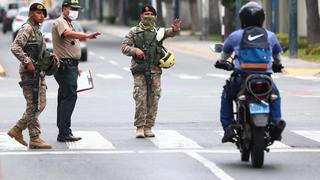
[271,120,286,141]
[222,127,235,143]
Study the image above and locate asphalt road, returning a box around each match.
[0,23,320,180]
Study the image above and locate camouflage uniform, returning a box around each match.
[121,25,177,128]
[11,20,47,138]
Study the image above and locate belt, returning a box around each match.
[60,58,79,66]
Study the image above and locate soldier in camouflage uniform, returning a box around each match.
[7,3,57,149]
[121,5,181,138]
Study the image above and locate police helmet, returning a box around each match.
[159,48,175,69]
[29,3,47,18]
[239,1,265,28]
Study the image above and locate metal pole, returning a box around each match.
[271,0,279,33]
[235,0,241,29]
[289,0,297,58]
[174,0,180,18]
[99,0,103,22]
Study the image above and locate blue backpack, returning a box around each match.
[238,26,271,71]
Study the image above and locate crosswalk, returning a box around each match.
[1,130,320,151]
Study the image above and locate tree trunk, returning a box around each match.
[305,0,320,46]
[189,0,201,32]
[209,0,221,34]
[224,6,235,37]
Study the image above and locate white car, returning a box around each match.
[12,7,29,41]
[41,19,88,61]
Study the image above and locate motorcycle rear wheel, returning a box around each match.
[251,127,265,168]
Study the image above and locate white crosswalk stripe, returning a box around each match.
[150,130,203,149]
[216,131,291,149]
[292,130,320,143]
[0,133,27,150]
[178,74,202,80]
[67,131,115,150]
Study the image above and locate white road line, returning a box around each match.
[284,75,319,80]
[109,60,118,65]
[216,131,290,149]
[96,73,123,79]
[0,133,28,151]
[178,74,202,80]
[150,130,203,149]
[1,148,320,156]
[122,67,131,72]
[206,73,229,79]
[89,51,96,56]
[185,152,234,180]
[67,131,115,150]
[99,56,106,60]
[292,130,320,143]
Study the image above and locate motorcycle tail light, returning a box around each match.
[250,82,270,94]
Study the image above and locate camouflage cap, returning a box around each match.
[29,3,47,17]
[141,5,157,16]
[62,0,83,9]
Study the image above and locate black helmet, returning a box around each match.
[239,1,265,28]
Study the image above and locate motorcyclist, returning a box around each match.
[215,1,286,143]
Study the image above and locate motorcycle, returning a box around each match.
[211,44,285,168]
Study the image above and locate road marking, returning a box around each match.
[292,130,320,143]
[0,133,28,151]
[216,131,290,149]
[284,75,319,80]
[206,73,229,79]
[89,51,96,56]
[1,148,320,156]
[99,56,106,60]
[178,74,202,80]
[67,131,115,150]
[185,152,234,180]
[150,130,203,149]
[96,73,123,79]
[122,67,131,72]
[109,60,118,65]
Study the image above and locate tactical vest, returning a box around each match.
[133,29,165,66]
[23,21,45,64]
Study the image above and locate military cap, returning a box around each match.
[62,0,83,9]
[141,5,157,16]
[29,2,47,17]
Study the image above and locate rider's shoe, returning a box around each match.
[222,127,235,143]
[271,120,286,141]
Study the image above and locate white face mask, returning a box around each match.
[69,10,79,21]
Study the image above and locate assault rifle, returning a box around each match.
[142,44,153,113]
[18,40,44,112]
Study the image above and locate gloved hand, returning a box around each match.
[214,60,233,71]
[272,63,284,73]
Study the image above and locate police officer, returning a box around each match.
[8,2,58,149]
[52,0,101,142]
[121,5,181,138]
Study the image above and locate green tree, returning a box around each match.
[305,0,320,46]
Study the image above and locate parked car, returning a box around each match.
[2,2,22,33]
[41,20,88,61]
[12,7,29,41]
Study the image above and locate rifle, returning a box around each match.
[18,38,44,112]
[142,45,153,113]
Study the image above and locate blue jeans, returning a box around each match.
[220,73,282,130]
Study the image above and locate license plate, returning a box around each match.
[249,102,270,114]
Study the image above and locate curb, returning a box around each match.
[0,64,5,77]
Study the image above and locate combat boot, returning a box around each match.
[144,127,155,137]
[136,127,145,138]
[29,136,52,149]
[7,126,27,146]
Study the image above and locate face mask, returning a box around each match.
[141,15,156,27]
[69,10,79,21]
